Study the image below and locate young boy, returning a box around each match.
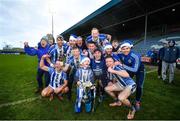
[105,56,136,119]
[40,54,69,101]
[74,57,95,113]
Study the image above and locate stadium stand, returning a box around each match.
[61,0,180,41]
[60,0,180,65]
[133,32,180,55]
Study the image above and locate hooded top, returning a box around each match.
[24,40,50,68]
[161,45,179,63]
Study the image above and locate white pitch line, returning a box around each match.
[0,96,41,108]
[146,69,157,74]
[0,70,157,108]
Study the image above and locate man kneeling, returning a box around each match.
[40,54,69,101]
[105,56,136,119]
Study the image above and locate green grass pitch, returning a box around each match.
[0,54,180,120]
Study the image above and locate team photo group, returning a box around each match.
[24,27,145,120]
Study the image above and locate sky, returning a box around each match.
[0,0,110,49]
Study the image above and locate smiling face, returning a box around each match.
[121,46,131,55]
[81,59,90,68]
[105,48,112,55]
[94,50,101,60]
[55,61,63,71]
[72,48,80,59]
[77,39,83,46]
[112,41,119,48]
[40,39,47,48]
[57,37,63,47]
[105,57,114,67]
[91,29,99,39]
[69,39,76,46]
[88,43,96,52]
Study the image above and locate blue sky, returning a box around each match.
[0,0,110,49]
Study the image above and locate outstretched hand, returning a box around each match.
[24,42,28,47]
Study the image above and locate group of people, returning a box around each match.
[24,28,145,119]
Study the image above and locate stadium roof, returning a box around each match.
[61,0,180,40]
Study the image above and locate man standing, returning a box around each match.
[161,40,179,84]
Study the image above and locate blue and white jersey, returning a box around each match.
[66,55,85,70]
[86,34,108,47]
[48,67,67,88]
[117,51,144,73]
[65,45,74,61]
[103,53,120,61]
[107,65,135,87]
[90,58,107,77]
[48,44,67,64]
[75,67,94,84]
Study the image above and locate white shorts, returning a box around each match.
[49,85,62,90]
[127,83,136,94]
[114,82,136,94]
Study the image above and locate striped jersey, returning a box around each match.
[107,65,135,87]
[48,44,67,63]
[65,45,74,61]
[86,34,109,47]
[48,67,67,88]
[66,55,85,70]
[75,67,94,84]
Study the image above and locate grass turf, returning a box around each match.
[0,54,179,120]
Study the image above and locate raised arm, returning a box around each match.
[39,54,49,71]
[63,57,71,72]
[46,57,54,68]
[24,42,38,56]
